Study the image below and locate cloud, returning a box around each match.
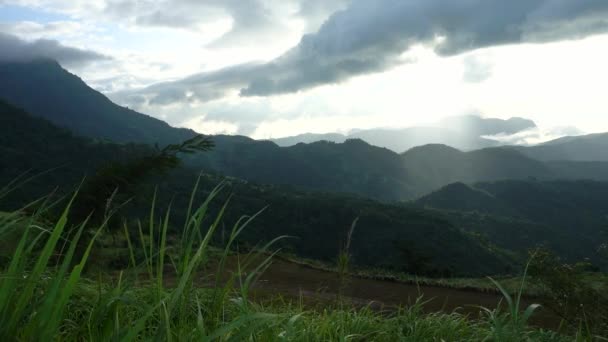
[102,0,344,46]
[116,0,608,106]
[0,32,110,67]
[0,21,84,39]
[485,125,585,146]
[462,55,493,83]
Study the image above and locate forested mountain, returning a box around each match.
[184,138,416,201]
[2,59,607,203]
[0,99,154,203]
[2,59,608,274]
[0,59,196,146]
[0,100,512,276]
[416,180,608,267]
[185,139,577,201]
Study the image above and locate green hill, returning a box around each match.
[0,99,154,205]
[416,180,608,267]
[0,100,513,276]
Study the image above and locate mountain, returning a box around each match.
[517,133,608,162]
[0,59,196,145]
[3,60,607,274]
[184,138,418,201]
[0,101,512,276]
[546,161,608,181]
[416,180,608,266]
[3,59,607,203]
[189,139,583,201]
[401,145,554,196]
[0,99,153,205]
[272,133,347,146]
[271,116,536,153]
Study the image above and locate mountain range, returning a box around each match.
[1,59,607,202]
[271,115,537,153]
[1,59,607,273]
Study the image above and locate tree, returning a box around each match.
[71,135,214,230]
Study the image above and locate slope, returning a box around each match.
[0,102,512,276]
[0,59,196,145]
[415,180,608,266]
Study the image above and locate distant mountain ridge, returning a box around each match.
[271,115,537,153]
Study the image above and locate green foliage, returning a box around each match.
[337,217,358,303]
[159,172,513,276]
[0,99,155,208]
[0,101,514,276]
[528,249,608,337]
[482,258,542,341]
[0,179,286,340]
[417,179,608,268]
[0,180,584,341]
[72,134,214,225]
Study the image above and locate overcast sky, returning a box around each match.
[1,0,607,140]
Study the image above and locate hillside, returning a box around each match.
[0,59,196,145]
[0,101,512,276]
[157,170,512,276]
[0,99,154,204]
[183,138,417,201]
[416,180,608,267]
[187,139,567,201]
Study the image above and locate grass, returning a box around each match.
[0,178,594,341]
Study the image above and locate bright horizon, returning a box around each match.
[1,1,608,141]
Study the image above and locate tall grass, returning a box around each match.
[0,179,579,341]
[0,177,287,340]
[337,217,358,303]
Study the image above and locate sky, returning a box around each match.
[1,0,608,141]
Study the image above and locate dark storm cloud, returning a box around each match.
[0,32,110,67]
[122,0,608,106]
